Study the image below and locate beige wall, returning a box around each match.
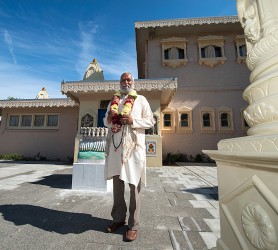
[144,28,250,157]
[0,107,79,161]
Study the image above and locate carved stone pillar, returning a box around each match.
[203,1,278,249]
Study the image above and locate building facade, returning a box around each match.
[135,16,250,157]
[0,16,250,164]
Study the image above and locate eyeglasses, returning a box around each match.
[120,78,132,83]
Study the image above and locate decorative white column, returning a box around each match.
[203,1,278,249]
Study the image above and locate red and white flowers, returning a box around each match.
[110,90,137,133]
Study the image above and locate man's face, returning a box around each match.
[120,73,134,94]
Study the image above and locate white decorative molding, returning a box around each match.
[177,107,193,134]
[160,37,188,68]
[161,107,176,134]
[135,16,239,29]
[234,35,247,64]
[0,98,78,108]
[218,134,278,153]
[237,0,278,71]
[218,107,234,134]
[61,78,177,94]
[162,59,188,69]
[246,31,278,71]
[219,175,278,250]
[242,202,276,249]
[197,35,227,67]
[199,57,227,67]
[235,0,278,136]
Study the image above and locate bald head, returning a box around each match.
[120,72,134,94]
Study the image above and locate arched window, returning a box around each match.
[180,113,189,127]
[218,108,234,133]
[203,113,211,127]
[161,37,188,68]
[220,113,230,127]
[164,114,172,127]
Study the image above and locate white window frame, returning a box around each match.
[235,35,247,64]
[177,107,193,133]
[161,108,175,134]
[8,114,20,127]
[197,35,227,67]
[21,114,32,127]
[160,37,188,68]
[218,107,234,133]
[6,113,59,130]
[200,107,216,134]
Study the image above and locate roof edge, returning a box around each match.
[0,98,79,108]
[135,16,239,29]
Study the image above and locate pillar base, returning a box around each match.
[203,134,278,249]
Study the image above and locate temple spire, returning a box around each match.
[83,58,104,81]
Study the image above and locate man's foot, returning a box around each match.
[105,221,125,233]
[125,229,138,241]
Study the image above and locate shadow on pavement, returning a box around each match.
[32,174,72,189]
[0,204,112,234]
[180,186,219,200]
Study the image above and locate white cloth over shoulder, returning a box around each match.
[104,94,155,186]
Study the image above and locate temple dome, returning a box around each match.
[83,58,104,81]
[36,87,49,99]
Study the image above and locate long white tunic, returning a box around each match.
[104,94,155,186]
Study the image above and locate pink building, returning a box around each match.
[135,16,250,157]
[0,16,250,164]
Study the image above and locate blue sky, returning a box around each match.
[0,0,237,100]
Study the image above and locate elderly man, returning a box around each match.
[104,72,155,241]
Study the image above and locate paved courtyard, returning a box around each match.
[0,161,219,250]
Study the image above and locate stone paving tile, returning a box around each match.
[192,193,217,201]
[169,198,192,207]
[199,232,220,250]
[174,192,196,200]
[178,216,211,232]
[0,163,220,250]
[189,200,215,209]
[170,230,208,250]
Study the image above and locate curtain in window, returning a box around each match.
[204,45,215,58]
[47,115,58,126]
[9,115,19,126]
[239,45,247,57]
[34,115,45,127]
[169,47,179,59]
[21,115,32,126]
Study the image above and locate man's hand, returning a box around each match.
[107,111,116,124]
[120,114,133,125]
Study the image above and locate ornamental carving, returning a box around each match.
[246,32,278,70]
[81,114,94,127]
[218,135,278,153]
[0,98,78,108]
[243,101,278,127]
[135,16,239,29]
[242,202,276,249]
[61,79,177,94]
[237,0,278,70]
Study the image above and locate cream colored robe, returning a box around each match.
[104,94,155,186]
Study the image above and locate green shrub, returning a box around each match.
[163,153,178,165]
[0,153,24,161]
[163,152,215,165]
[194,153,203,162]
